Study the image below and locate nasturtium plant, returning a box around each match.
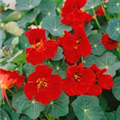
[0,0,120,120]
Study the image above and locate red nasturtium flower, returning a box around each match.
[62,63,95,96]
[0,68,25,102]
[96,6,105,16]
[24,65,62,105]
[58,26,92,64]
[101,34,118,50]
[86,64,114,96]
[25,28,58,65]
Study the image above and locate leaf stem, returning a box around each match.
[19,62,23,74]
[92,8,101,29]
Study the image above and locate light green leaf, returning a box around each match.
[85,52,120,76]
[16,0,41,11]
[107,18,120,41]
[18,8,40,28]
[84,0,103,10]
[42,16,72,36]
[112,77,120,101]
[72,96,104,120]
[12,92,46,119]
[89,33,106,55]
[39,0,56,17]
[3,21,24,36]
[44,93,69,118]
[106,0,120,13]
[0,29,6,48]
[0,108,11,120]
[51,47,63,61]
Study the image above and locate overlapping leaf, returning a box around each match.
[89,33,106,55]
[107,18,120,41]
[112,77,120,101]
[72,96,104,120]
[44,93,69,118]
[42,16,71,36]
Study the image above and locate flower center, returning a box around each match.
[33,40,44,52]
[74,73,81,82]
[74,39,81,49]
[36,78,48,91]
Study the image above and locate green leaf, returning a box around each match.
[0,29,6,48]
[42,16,72,36]
[16,0,41,11]
[112,77,120,101]
[51,47,63,61]
[44,93,69,118]
[12,92,46,119]
[0,108,11,120]
[83,55,95,68]
[84,0,103,10]
[105,112,116,120]
[116,105,120,120]
[39,0,56,17]
[47,60,68,79]
[85,52,120,76]
[72,95,104,120]
[107,18,120,42]
[3,21,24,37]
[23,63,35,76]
[89,33,106,55]
[20,116,36,120]
[98,95,108,111]
[106,0,120,14]
[18,8,40,28]
[19,34,30,51]
[4,11,22,23]
[8,51,26,64]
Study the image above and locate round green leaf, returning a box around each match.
[84,0,103,10]
[39,0,56,17]
[107,18,120,41]
[44,93,69,118]
[51,47,63,61]
[85,52,120,76]
[106,0,120,14]
[42,16,72,36]
[0,108,11,120]
[89,33,106,55]
[112,77,120,101]
[12,92,46,119]
[16,0,41,11]
[72,95,104,120]
[47,60,68,79]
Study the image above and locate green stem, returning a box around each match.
[92,8,101,29]
[19,62,23,74]
[45,114,53,120]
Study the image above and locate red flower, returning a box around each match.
[0,69,25,101]
[58,26,92,64]
[61,8,92,28]
[24,65,62,105]
[86,64,114,96]
[101,34,118,50]
[62,63,95,96]
[96,6,105,16]
[25,28,58,65]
